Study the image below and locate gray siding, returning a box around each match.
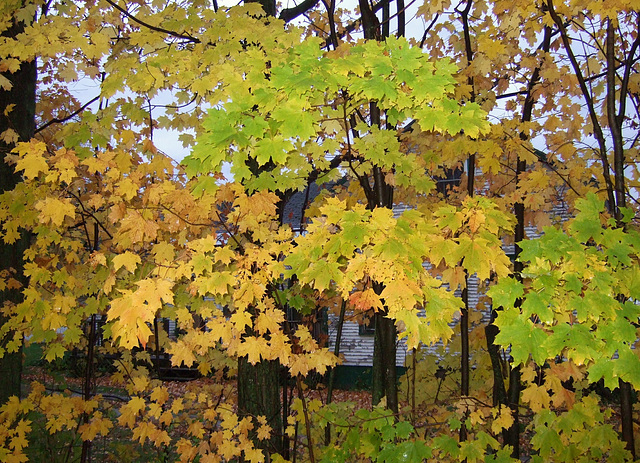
[327,274,483,367]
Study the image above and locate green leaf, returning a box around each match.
[487,278,525,309]
[301,259,343,291]
[254,136,292,166]
[271,104,317,140]
[521,290,553,324]
[432,435,460,458]
[531,425,563,459]
[378,441,432,463]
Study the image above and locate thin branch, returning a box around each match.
[617,13,640,125]
[103,0,200,43]
[546,0,616,211]
[320,0,339,49]
[378,0,417,36]
[607,19,626,220]
[214,210,245,254]
[494,57,637,101]
[151,95,197,110]
[66,190,114,241]
[296,374,316,463]
[334,0,393,43]
[419,13,439,48]
[35,96,100,133]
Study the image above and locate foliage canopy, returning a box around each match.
[0,0,639,461]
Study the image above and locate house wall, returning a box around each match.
[327,274,482,367]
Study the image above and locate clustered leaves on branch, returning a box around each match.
[0,0,638,461]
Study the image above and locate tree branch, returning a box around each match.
[546,0,616,212]
[35,96,100,134]
[103,0,200,43]
[617,12,640,126]
[279,0,320,23]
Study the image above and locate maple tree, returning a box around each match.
[0,0,639,462]
[0,0,36,405]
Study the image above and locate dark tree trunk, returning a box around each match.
[354,0,399,414]
[245,0,276,17]
[504,182,526,459]
[484,310,507,405]
[0,13,36,404]
[372,306,398,413]
[238,356,283,459]
[325,299,347,444]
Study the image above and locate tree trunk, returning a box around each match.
[245,0,276,17]
[504,189,526,459]
[485,310,507,408]
[238,356,283,459]
[0,13,36,404]
[325,299,347,444]
[372,308,398,413]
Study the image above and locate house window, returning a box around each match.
[359,314,375,335]
[435,167,463,197]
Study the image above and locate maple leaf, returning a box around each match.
[34,198,75,226]
[487,278,524,309]
[79,412,113,441]
[256,416,272,441]
[491,406,514,434]
[118,396,146,428]
[112,251,141,273]
[167,340,197,367]
[521,383,551,413]
[244,448,266,463]
[254,308,284,334]
[348,288,383,312]
[236,337,268,364]
[230,309,253,332]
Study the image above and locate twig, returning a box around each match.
[35,96,100,134]
[103,0,200,43]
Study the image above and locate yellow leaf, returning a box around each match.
[255,308,284,335]
[112,251,141,273]
[118,396,146,428]
[35,198,75,227]
[230,309,253,332]
[103,271,116,294]
[14,140,48,179]
[289,354,311,376]
[0,74,12,90]
[117,177,139,201]
[296,325,318,352]
[521,383,551,413]
[0,128,18,145]
[150,386,169,405]
[268,332,292,364]
[142,138,158,154]
[89,251,107,267]
[215,246,236,265]
[79,412,113,441]
[467,210,486,234]
[491,406,514,434]
[469,409,485,426]
[256,416,272,440]
[245,448,266,463]
[236,337,267,364]
[167,339,197,367]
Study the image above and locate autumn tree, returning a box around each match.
[0,0,638,462]
[0,0,36,404]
